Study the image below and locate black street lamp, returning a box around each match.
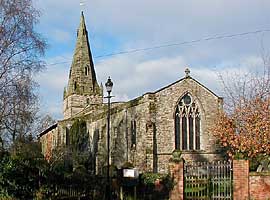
[105,76,113,200]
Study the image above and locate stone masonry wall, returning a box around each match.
[63,94,102,119]
[154,77,223,172]
[84,76,223,173]
[42,74,224,174]
[85,96,153,172]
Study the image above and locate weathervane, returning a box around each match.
[80,0,86,11]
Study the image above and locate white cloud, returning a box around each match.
[96,55,187,99]
[97,54,265,101]
[36,56,71,91]
[34,55,72,119]
[36,68,68,91]
[37,52,265,118]
[33,0,270,119]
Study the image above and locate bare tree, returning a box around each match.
[218,64,269,114]
[213,53,270,160]
[0,0,46,145]
[35,114,56,135]
[1,74,39,142]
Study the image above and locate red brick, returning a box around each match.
[250,173,270,200]
[233,160,249,200]
[169,161,184,200]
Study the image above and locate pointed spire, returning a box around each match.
[65,12,101,98]
[78,11,87,35]
[63,12,103,119]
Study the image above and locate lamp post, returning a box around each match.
[64,123,72,169]
[105,76,113,200]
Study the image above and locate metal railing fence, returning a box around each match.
[184,160,232,200]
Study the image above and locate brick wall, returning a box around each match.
[169,161,184,200]
[249,172,270,200]
[233,160,270,200]
[165,159,270,200]
[233,160,249,200]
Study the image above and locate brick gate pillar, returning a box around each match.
[233,159,249,200]
[169,159,184,200]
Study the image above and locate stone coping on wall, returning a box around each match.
[249,171,270,176]
[156,151,222,155]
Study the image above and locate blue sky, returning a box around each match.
[34,0,270,119]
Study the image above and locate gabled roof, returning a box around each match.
[146,75,221,98]
[39,123,58,138]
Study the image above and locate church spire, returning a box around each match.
[65,12,101,98]
[63,12,102,119]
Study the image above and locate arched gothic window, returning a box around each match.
[175,93,200,150]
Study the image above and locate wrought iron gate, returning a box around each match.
[184,161,232,200]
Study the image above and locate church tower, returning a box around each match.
[63,12,103,119]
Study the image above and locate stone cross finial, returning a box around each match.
[185,68,190,77]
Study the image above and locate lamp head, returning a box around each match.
[105,76,113,93]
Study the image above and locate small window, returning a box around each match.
[86,98,90,105]
[74,81,77,91]
[93,129,99,154]
[85,65,90,76]
[66,127,70,146]
[183,94,191,104]
[131,120,136,148]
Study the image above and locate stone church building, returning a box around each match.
[40,12,224,174]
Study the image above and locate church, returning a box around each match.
[39,12,224,174]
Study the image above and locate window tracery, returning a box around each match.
[175,93,200,150]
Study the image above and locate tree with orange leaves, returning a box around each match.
[213,97,269,159]
[212,60,269,162]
